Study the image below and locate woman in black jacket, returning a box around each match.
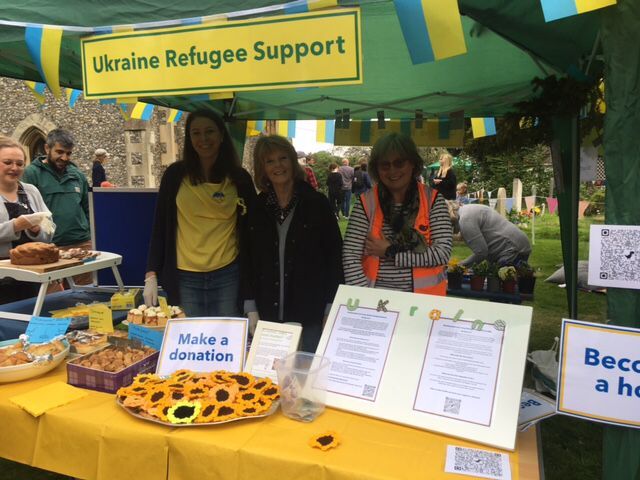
[144,110,256,317]
[430,152,457,200]
[243,135,343,351]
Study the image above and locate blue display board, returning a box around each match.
[90,188,157,286]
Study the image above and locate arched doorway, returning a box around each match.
[20,126,46,163]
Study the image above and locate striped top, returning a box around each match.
[342,189,453,292]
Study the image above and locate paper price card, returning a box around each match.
[128,324,164,351]
[158,296,172,318]
[25,316,71,343]
[557,319,640,428]
[156,317,248,376]
[89,304,114,333]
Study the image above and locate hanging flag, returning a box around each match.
[334,119,464,147]
[66,89,82,108]
[547,197,558,215]
[524,196,536,211]
[539,0,616,22]
[276,120,296,138]
[489,198,497,209]
[471,117,497,138]
[129,102,155,121]
[118,103,131,121]
[166,109,184,123]
[284,0,338,14]
[505,197,514,212]
[24,81,46,104]
[316,120,336,144]
[578,200,590,219]
[24,26,63,98]
[393,0,466,64]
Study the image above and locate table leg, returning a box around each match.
[111,266,125,290]
[32,282,50,317]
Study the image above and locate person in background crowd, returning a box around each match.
[297,151,319,191]
[92,148,109,188]
[448,202,531,267]
[244,135,343,351]
[352,161,372,196]
[430,152,457,200]
[23,129,92,285]
[338,158,355,218]
[0,137,55,303]
[343,133,452,294]
[327,163,343,219]
[456,182,470,205]
[144,110,256,316]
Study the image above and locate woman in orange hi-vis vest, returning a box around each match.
[342,133,453,295]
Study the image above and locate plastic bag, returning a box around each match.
[527,337,559,397]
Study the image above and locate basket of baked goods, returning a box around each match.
[116,369,280,426]
[67,341,158,393]
[0,335,70,383]
[65,329,128,356]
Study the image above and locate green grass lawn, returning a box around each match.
[1,213,607,480]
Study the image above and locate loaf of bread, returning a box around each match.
[10,242,59,265]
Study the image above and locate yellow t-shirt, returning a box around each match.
[176,177,239,272]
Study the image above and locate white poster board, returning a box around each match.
[556,319,640,429]
[588,224,640,289]
[317,285,532,450]
[156,317,248,376]
[244,320,302,383]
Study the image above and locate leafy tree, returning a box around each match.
[309,150,342,195]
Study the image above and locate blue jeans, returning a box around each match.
[178,261,240,317]
[341,189,352,217]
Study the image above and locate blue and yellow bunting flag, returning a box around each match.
[334,119,464,147]
[24,81,47,105]
[66,89,82,108]
[246,120,266,136]
[129,102,155,121]
[276,120,296,138]
[167,109,184,123]
[540,0,616,22]
[393,0,466,64]
[284,0,338,14]
[316,120,336,144]
[471,117,497,138]
[24,26,63,98]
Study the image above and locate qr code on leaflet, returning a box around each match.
[599,228,640,281]
[362,384,376,398]
[453,447,504,478]
[444,397,461,415]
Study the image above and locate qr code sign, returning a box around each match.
[444,397,461,415]
[445,446,511,480]
[362,384,376,398]
[599,228,640,282]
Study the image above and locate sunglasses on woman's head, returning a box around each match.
[378,158,408,171]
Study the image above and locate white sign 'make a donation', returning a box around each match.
[156,318,248,376]
[557,319,640,428]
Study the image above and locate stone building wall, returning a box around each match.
[0,77,185,187]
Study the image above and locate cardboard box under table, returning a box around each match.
[67,345,158,393]
[0,364,542,480]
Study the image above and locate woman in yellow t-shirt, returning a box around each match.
[144,110,256,317]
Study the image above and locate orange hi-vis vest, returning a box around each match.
[360,184,447,296]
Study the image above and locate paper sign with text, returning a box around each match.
[25,316,71,343]
[128,323,164,350]
[88,304,113,333]
[81,8,362,98]
[245,320,302,383]
[518,389,555,428]
[156,317,248,376]
[588,224,640,289]
[557,319,640,428]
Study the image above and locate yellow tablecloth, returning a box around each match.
[0,365,541,480]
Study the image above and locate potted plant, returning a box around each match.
[498,266,518,294]
[470,260,490,291]
[447,259,465,290]
[516,261,536,294]
[486,262,501,293]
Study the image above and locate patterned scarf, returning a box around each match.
[378,181,428,253]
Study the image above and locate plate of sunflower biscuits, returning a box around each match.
[116,369,280,425]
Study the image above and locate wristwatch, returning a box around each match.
[384,244,399,259]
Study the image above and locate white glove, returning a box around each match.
[247,311,260,336]
[22,212,55,235]
[143,275,159,306]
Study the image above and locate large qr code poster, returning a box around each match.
[588,225,640,289]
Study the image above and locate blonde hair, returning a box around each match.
[253,135,305,191]
[437,152,453,178]
[0,136,26,161]
[445,200,460,234]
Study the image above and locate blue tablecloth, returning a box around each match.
[0,290,129,341]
